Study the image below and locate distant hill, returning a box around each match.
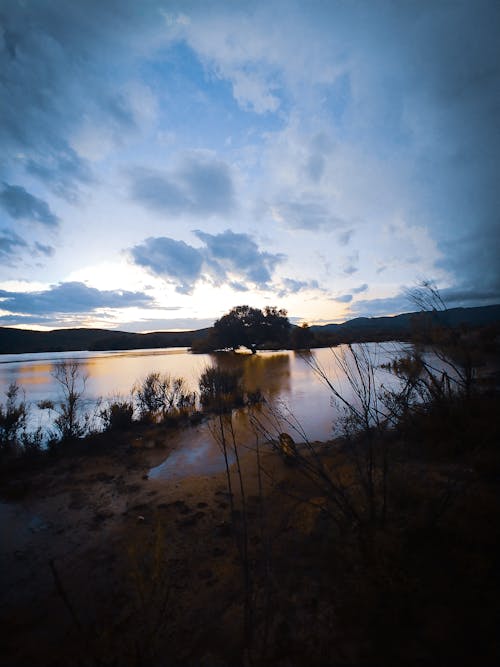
[0,304,499,355]
[309,304,500,344]
[0,327,210,355]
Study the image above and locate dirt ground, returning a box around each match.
[0,425,316,666]
[1,417,499,667]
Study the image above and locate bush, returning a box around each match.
[199,365,244,411]
[0,382,28,451]
[100,398,134,431]
[52,360,88,441]
[134,372,195,423]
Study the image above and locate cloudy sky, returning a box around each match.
[1,0,499,331]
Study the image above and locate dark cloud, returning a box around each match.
[0,183,59,226]
[352,283,368,294]
[194,229,284,286]
[0,227,56,266]
[436,224,500,304]
[129,154,234,217]
[129,229,285,294]
[436,285,500,309]
[389,1,500,298]
[130,237,203,295]
[0,1,155,197]
[277,277,321,297]
[0,228,27,263]
[0,281,154,316]
[334,293,353,304]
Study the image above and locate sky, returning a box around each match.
[0,0,499,332]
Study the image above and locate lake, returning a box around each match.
[0,344,408,478]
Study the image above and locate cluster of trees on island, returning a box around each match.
[192,305,314,353]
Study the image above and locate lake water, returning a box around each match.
[0,344,408,478]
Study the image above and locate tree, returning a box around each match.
[213,305,290,353]
[52,360,88,441]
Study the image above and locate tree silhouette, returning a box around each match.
[213,305,290,352]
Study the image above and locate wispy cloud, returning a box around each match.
[129,153,235,217]
[271,199,347,232]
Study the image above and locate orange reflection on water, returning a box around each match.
[9,362,55,386]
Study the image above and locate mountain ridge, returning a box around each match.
[1,304,499,354]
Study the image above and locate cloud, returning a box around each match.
[33,242,55,258]
[432,285,500,309]
[129,229,285,294]
[271,200,347,231]
[349,293,412,318]
[352,283,368,294]
[337,229,354,246]
[0,229,28,264]
[277,277,322,297]
[333,293,353,304]
[0,1,162,200]
[129,237,203,295]
[175,1,500,302]
[0,282,154,316]
[26,149,93,203]
[129,153,235,217]
[339,251,359,276]
[0,228,56,266]
[0,183,59,226]
[194,229,284,285]
[0,314,50,326]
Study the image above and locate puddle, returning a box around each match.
[149,412,257,480]
[149,422,233,480]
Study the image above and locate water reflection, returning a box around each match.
[209,351,291,399]
[0,344,411,475]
